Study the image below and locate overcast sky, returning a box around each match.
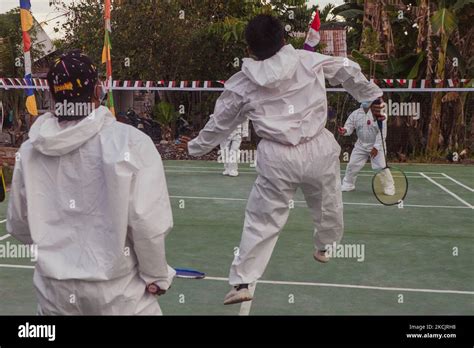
[0,0,344,39]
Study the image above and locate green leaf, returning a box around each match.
[407,52,426,79]
[431,8,457,36]
[334,9,364,19]
[452,0,474,12]
[351,50,384,76]
[332,3,363,16]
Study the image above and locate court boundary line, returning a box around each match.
[441,173,474,192]
[1,264,472,295]
[239,282,257,316]
[420,173,473,209]
[169,195,470,209]
[165,169,441,179]
[164,165,445,175]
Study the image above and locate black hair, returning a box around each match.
[245,14,285,61]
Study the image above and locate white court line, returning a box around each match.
[420,173,473,209]
[164,166,444,175]
[441,173,474,192]
[1,264,472,295]
[0,220,9,241]
[169,195,470,209]
[204,276,474,296]
[239,282,257,316]
[0,264,33,269]
[165,169,438,179]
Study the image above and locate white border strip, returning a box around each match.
[0,264,33,269]
[239,282,257,316]
[0,234,10,241]
[165,169,437,179]
[420,173,473,209]
[1,265,471,295]
[2,86,473,92]
[441,173,474,192]
[164,166,444,175]
[203,276,474,295]
[169,195,469,209]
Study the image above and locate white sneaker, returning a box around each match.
[341,183,355,192]
[313,250,330,263]
[228,171,239,177]
[224,285,253,305]
[384,186,395,196]
[222,171,229,176]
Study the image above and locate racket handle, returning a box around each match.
[372,98,386,131]
[377,119,383,130]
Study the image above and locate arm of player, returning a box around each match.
[341,111,357,136]
[6,155,33,244]
[129,137,176,291]
[322,57,382,103]
[187,89,246,156]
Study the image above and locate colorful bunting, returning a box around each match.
[304,10,321,52]
[0,78,472,90]
[101,0,115,116]
[19,0,37,116]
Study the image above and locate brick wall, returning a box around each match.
[0,147,18,167]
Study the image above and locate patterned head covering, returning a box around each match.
[47,50,98,119]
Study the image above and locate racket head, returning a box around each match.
[174,268,206,279]
[372,166,408,206]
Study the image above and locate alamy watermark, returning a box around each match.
[217,149,257,165]
[0,242,38,262]
[383,99,421,120]
[324,242,365,262]
[55,101,95,118]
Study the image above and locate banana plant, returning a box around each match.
[153,101,178,143]
[427,5,459,153]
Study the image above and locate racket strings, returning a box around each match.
[373,168,408,205]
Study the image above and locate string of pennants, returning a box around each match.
[0,77,472,90]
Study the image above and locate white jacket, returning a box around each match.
[189,44,382,155]
[343,107,386,151]
[7,106,174,289]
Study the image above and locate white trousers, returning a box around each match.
[34,268,162,315]
[220,137,242,173]
[229,129,344,285]
[342,145,385,187]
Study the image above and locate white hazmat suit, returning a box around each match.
[188,44,382,285]
[341,107,395,193]
[7,106,175,315]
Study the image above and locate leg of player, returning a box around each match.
[221,140,230,176]
[225,175,297,305]
[342,146,369,191]
[302,143,344,263]
[228,138,242,177]
[371,151,395,195]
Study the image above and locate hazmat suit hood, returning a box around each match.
[29,105,111,156]
[242,44,299,88]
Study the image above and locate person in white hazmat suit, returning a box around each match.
[6,51,175,315]
[220,120,249,176]
[339,106,395,195]
[180,15,386,305]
